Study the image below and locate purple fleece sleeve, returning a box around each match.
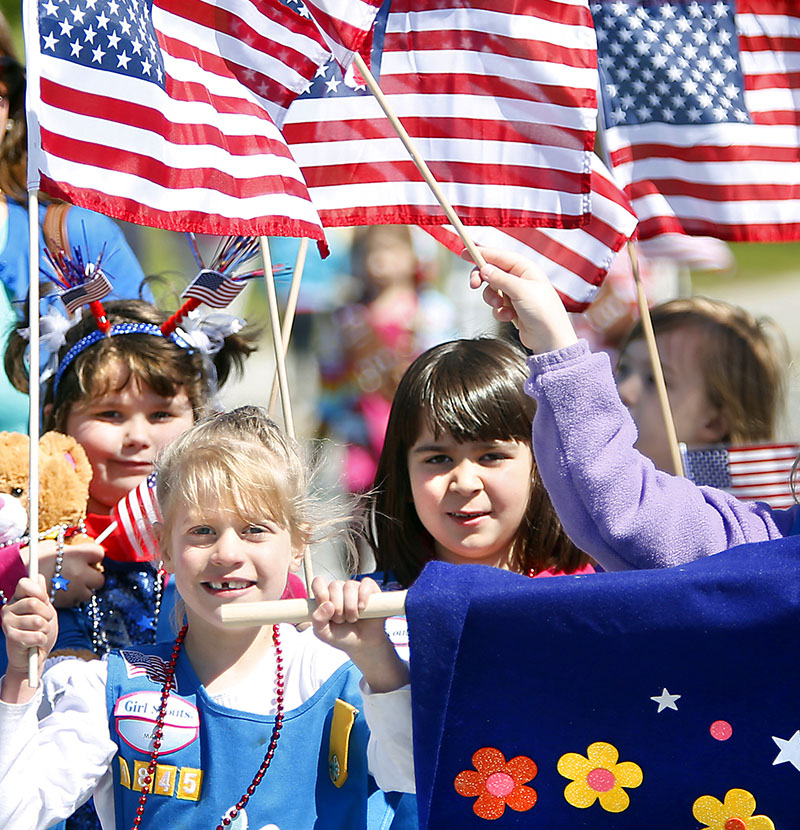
[524,340,798,571]
[0,545,25,598]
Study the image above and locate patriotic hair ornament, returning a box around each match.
[43,244,113,333]
[177,310,245,357]
[162,236,262,335]
[52,323,193,395]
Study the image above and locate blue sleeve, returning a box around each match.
[62,206,149,302]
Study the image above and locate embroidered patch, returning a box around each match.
[329,698,358,787]
[120,650,173,686]
[557,741,642,813]
[114,691,200,754]
[692,788,775,830]
[454,747,537,820]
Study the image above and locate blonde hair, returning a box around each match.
[156,406,355,561]
[621,296,786,445]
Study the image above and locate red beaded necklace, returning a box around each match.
[130,623,285,830]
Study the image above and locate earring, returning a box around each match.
[4,119,13,133]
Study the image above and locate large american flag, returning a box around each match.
[594,0,800,242]
[281,0,599,234]
[682,442,799,509]
[424,154,639,311]
[24,0,377,243]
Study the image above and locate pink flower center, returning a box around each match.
[725,820,747,830]
[485,771,516,798]
[586,768,616,792]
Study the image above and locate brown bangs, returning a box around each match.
[411,340,534,446]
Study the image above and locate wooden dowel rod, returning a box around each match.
[353,52,484,270]
[259,237,295,439]
[268,237,308,417]
[221,590,408,627]
[626,241,684,476]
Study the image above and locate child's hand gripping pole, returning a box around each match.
[465,247,579,354]
[220,590,408,627]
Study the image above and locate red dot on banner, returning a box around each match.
[710,720,733,741]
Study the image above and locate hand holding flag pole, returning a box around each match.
[221,590,408,628]
[27,191,41,688]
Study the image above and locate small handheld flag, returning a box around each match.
[111,473,161,562]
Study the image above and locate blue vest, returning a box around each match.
[105,643,412,830]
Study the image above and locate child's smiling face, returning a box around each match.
[162,503,302,634]
[407,427,533,570]
[64,359,194,514]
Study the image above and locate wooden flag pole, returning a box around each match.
[259,237,316,589]
[221,590,408,627]
[268,238,308,417]
[27,190,41,687]
[626,241,684,476]
[353,52,485,270]
[259,237,295,439]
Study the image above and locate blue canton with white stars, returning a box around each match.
[591,1,751,127]
[38,0,165,88]
[278,0,390,100]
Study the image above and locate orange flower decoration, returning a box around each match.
[454,747,537,820]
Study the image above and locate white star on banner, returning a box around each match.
[650,688,681,713]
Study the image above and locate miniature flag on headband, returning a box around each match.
[681,443,800,510]
[60,272,113,315]
[181,269,261,309]
[112,473,161,562]
[406,543,800,828]
[42,245,113,332]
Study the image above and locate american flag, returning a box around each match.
[24,0,368,244]
[121,649,171,684]
[281,0,599,234]
[682,442,799,509]
[60,271,113,313]
[181,267,261,308]
[424,154,639,311]
[593,0,800,242]
[299,0,383,69]
[112,472,161,561]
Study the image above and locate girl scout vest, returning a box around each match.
[106,643,412,829]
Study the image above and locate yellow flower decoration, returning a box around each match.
[557,741,642,813]
[692,788,775,830]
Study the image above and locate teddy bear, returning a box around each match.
[0,430,92,542]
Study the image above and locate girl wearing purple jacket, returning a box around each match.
[466,248,799,573]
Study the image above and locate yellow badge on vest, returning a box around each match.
[329,698,358,788]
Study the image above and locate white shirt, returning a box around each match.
[0,624,414,829]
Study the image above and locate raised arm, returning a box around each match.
[469,248,799,570]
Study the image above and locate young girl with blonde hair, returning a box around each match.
[0,406,413,829]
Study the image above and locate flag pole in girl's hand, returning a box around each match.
[26,189,41,688]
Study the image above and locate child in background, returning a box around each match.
[469,247,799,572]
[317,225,457,493]
[366,337,594,589]
[615,297,784,471]
[0,406,414,829]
